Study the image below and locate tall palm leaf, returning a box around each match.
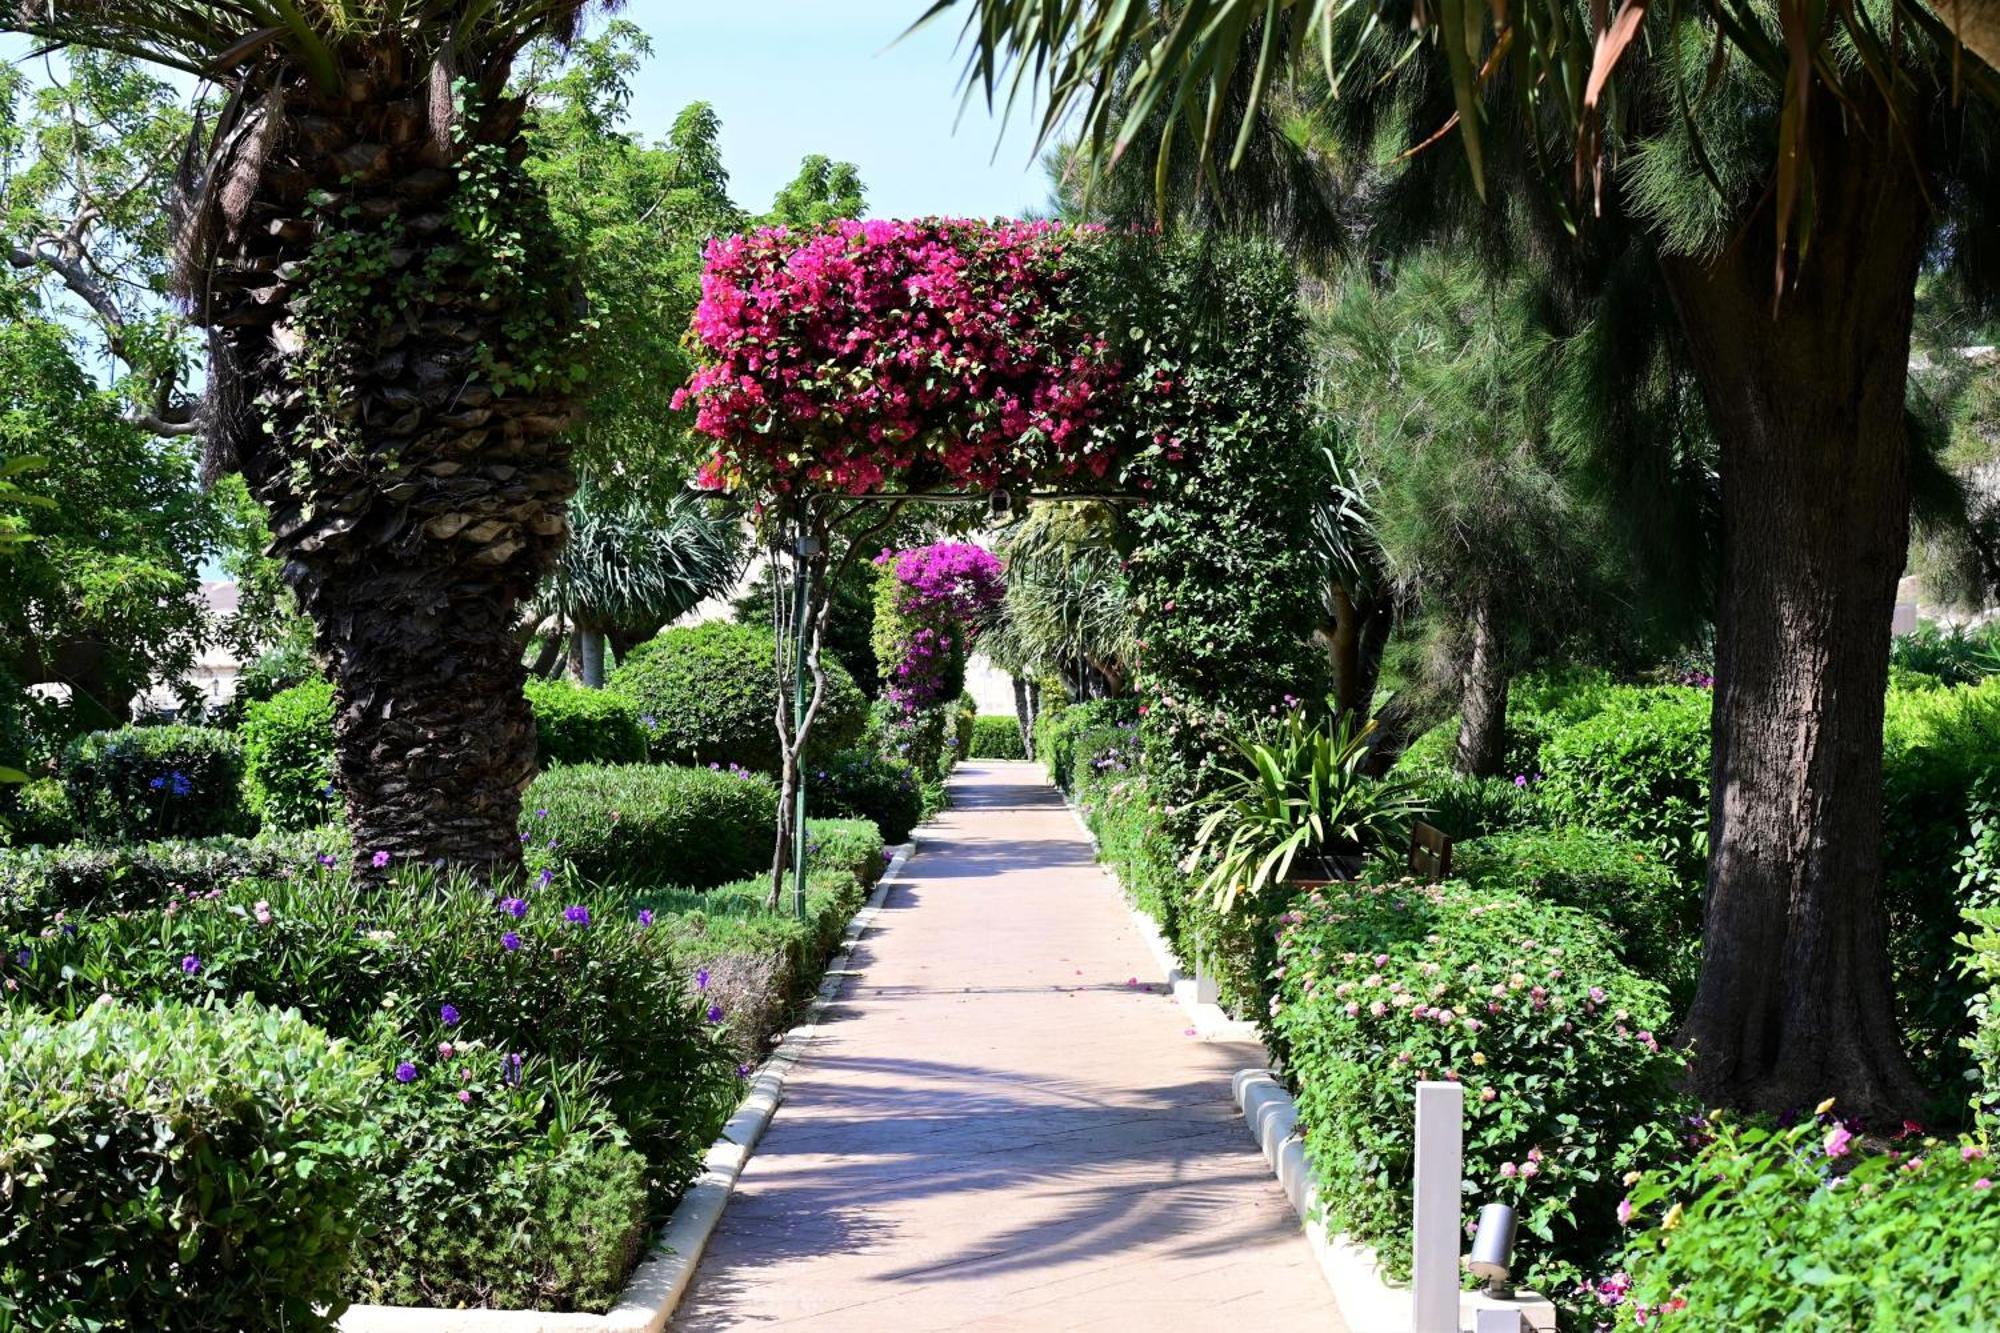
[537,485,746,685]
[8,0,616,875]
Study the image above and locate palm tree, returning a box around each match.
[535,484,745,685]
[9,1,608,876]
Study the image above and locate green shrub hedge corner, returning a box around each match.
[61,724,249,842]
[809,748,922,844]
[1272,878,1684,1302]
[1615,1115,2000,1329]
[1538,686,1712,874]
[642,869,872,1062]
[346,1042,651,1313]
[1455,828,1700,1005]
[0,1000,375,1331]
[5,777,75,846]
[523,677,648,767]
[607,621,867,772]
[243,679,339,831]
[969,714,1027,759]
[527,763,777,892]
[806,817,887,886]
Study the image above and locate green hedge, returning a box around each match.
[243,680,338,831]
[809,747,922,844]
[1272,878,1684,1301]
[1036,698,1138,793]
[1614,1115,2000,1328]
[969,714,1027,759]
[4,777,75,846]
[526,763,777,891]
[805,817,888,888]
[0,1000,374,1331]
[523,677,648,767]
[1403,771,1546,842]
[1537,687,1712,875]
[1455,828,1700,1006]
[61,725,247,842]
[608,621,867,772]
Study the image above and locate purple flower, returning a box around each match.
[394,1061,417,1083]
[457,1088,472,1104]
[695,967,710,991]
[148,775,166,791]
[180,954,201,975]
[500,897,528,919]
[502,930,521,952]
[637,909,654,927]
[371,850,391,869]
[736,1063,752,1079]
[440,1003,460,1026]
[563,905,590,926]
[316,852,338,868]
[535,808,548,820]
[537,867,555,889]
[706,1003,725,1024]
[504,1052,524,1085]
[1513,774,1528,788]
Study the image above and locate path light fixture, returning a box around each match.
[1467,1201,1519,1298]
[989,487,1012,519]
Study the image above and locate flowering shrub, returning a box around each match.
[809,747,923,843]
[524,763,777,890]
[872,542,1005,708]
[1271,878,1685,1299]
[347,1040,651,1312]
[1034,698,1138,793]
[676,219,1122,495]
[0,1000,375,1331]
[60,724,247,842]
[607,621,867,772]
[1610,1112,2000,1328]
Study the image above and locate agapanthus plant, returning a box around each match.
[675,218,1123,495]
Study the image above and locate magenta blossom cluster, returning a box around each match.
[891,542,1005,623]
[674,218,1123,495]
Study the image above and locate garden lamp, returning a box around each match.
[1467,1201,1518,1298]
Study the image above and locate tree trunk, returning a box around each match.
[1453,597,1509,778]
[1663,99,1930,1119]
[1013,674,1035,759]
[205,78,577,880]
[576,626,607,688]
[1925,0,2000,76]
[1319,582,1396,724]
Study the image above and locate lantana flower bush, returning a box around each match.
[1270,877,1686,1302]
[675,218,1122,495]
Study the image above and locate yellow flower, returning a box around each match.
[1471,1052,1487,1066]
[1623,1170,1642,1187]
[1662,1202,1684,1232]
[1815,1096,1837,1116]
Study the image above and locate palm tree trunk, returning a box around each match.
[1454,597,1509,778]
[577,626,607,688]
[208,80,578,880]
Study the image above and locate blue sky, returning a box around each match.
[615,2,1054,221]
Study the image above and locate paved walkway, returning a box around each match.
[674,761,1342,1332]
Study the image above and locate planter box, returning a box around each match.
[338,843,916,1333]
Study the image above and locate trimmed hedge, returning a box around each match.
[1272,877,1684,1300]
[242,680,337,831]
[1455,828,1699,1005]
[61,725,247,842]
[5,777,75,846]
[1537,687,1712,874]
[526,763,777,891]
[805,817,888,888]
[809,747,922,844]
[607,621,867,772]
[0,1000,375,1331]
[969,714,1027,759]
[523,677,648,767]
[1036,698,1138,792]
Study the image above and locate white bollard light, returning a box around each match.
[1412,1080,1465,1333]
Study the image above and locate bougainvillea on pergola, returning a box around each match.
[678,219,1317,923]
[677,218,1133,496]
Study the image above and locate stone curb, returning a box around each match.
[338,839,919,1333]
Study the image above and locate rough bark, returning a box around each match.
[1453,597,1509,778]
[204,77,576,879]
[1317,581,1396,725]
[1013,674,1035,759]
[1664,99,1930,1119]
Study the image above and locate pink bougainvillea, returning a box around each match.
[675,218,1123,495]
[875,542,1005,715]
[890,542,1006,623]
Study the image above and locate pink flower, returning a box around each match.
[1480,1086,1497,1103]
[1824,1125,1855,1159]
[1499,1162,1518,1178]
[1616,1198,1633,1226]
[1520,1161,1539,1178]
[1976,1178,1994,1190]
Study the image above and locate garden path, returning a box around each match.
[673,760,1342,1332]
